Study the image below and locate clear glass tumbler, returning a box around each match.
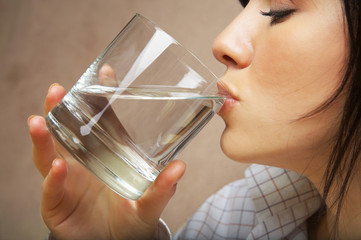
[46,14,228,200]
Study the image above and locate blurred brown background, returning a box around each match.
[0,0,248,239]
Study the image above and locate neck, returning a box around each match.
[308,172,361,240]
[327,182,361,240]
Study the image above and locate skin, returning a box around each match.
[28,0,359,239]
[215,0,347,172]
[29,69,186,239]
[215,0,360,239]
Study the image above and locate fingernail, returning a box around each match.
[27,115,36,126]
[52,158,60,168]
[48,83,60,94]
[101,63,111,70]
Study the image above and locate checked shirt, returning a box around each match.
[170,164,322,240]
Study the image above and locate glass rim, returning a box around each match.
[132,13,227,89]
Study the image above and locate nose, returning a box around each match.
[212,14,253,69]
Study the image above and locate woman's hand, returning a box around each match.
[28,83,186,240]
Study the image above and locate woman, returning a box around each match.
[28,0,361,239]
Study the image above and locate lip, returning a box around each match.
[217,81,239,116]
[217,97,238,116]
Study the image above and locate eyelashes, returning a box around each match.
[260,9,296,25]
[238,0,296,26]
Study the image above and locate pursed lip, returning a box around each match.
[217,80,239,100]
[217,81,239,116]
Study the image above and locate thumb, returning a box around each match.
[137,160,186,221]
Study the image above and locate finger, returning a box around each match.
[99,63,117,86]
[44,83,66,116]
[41,158,67,217]
[29,115,57,177]
[137,160,186,221]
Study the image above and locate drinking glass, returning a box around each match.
[46,14,228,200]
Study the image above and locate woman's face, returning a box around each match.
[214,0,348,173]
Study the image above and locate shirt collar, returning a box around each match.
[245,164,322,239]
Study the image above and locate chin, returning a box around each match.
[220,128,276,166]
[220,129,251,163]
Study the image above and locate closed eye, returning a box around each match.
[260,9,296,25]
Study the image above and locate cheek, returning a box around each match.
[251,21,347,119]
[220,97,343,165]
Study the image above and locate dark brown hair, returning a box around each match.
[320,0,361,238]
